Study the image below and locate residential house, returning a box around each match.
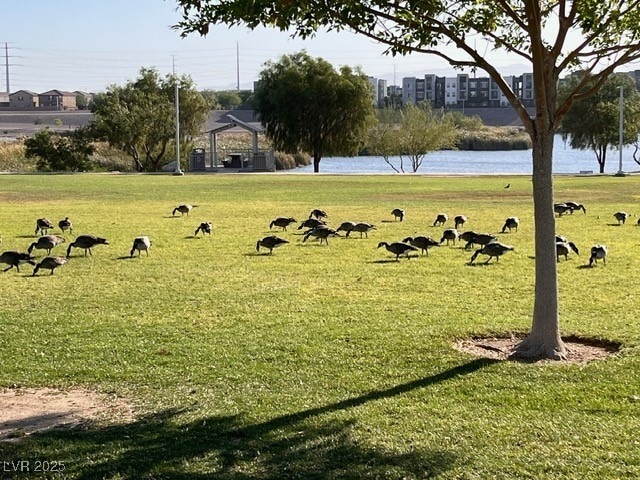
[9,90,39,109]
[38,89,77,110]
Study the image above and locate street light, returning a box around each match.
[616,85,625,177]
[173,80,183,176]
[173,58,184,176]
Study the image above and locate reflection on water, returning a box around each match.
[285,135,639,174]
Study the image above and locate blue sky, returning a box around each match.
[3,0,533,94]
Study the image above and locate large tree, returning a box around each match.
[558,72,640,173]
[254,51,375,173]
[91,68,210,171]
[175,1,640,359]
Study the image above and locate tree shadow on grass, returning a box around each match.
[4,359,495,479]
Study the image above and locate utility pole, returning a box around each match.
[3,42,11,93]
[236,42,240,91]
[172,56,184,176]
[4,43,9,93]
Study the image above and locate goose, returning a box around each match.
[194,222,213,236]
[130,236,151,257]
[28,235,66,255]
[391,208,405,222]
[297,218,326,230]
[377,241,418,260]
[556,241,579,262]
[58,217,73,233]
[303,226,340,244]
[35,218,54,235]
[0,251,36,272]
[66,235,109,257]
[459,230,479,249]
[256,235,289,254]
[470,241,514,264]
[270,217,297,231]
[554,203,572,216]
[172,204,195,216]
[614,211,629,225]
[589,244,607,266]
[501,216,520,233]
[433,213,448,227]
[439,228,458,245]
[454,215,467,229]
[473,233,499,246]
[402,236,439,255]
[32,256,68,276]
[309,209,328,220]
[348,222,376,238]
[565,201,586,214]
[460,231,499,249]
[336,221,356,235]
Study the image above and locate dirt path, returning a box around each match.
[0,387,133,442]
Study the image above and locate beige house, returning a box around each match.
[38,90,77,110]
[9,90,39,109]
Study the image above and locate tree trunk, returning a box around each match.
[599,146,606,174]
[313,153,321,173]
[514,128,566,359]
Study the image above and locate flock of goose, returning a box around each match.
[257,202,615,267]
[0,199,624,276]
[0,215,143,276]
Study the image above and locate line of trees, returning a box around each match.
[20,59,640,177]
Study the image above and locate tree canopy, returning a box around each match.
[254,51,375,172]
[558,72,640,173]
[91,68,210,171]
[174,0,640,359]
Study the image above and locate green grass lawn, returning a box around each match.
[0,173,639,479]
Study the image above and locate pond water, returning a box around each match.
[285,135,639,174]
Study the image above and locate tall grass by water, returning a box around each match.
[0,174,638,479]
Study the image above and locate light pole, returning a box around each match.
[616,85,625,177]
[173,58,184,176]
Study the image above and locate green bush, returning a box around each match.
[24,129,96,171]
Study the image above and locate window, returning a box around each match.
[469,81,477,88]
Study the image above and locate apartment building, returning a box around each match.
[401,71,536,108]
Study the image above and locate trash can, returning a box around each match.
[228,153,243,168]
[189,148,206,171]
